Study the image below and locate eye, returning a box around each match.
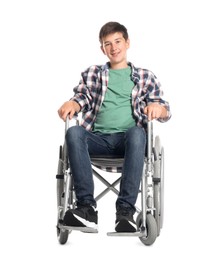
[104,42,110,47]
[115,39,122,45]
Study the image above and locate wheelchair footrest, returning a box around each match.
[58,224,98,233]
[107,231,145,237]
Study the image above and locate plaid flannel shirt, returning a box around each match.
[71,62,171,131]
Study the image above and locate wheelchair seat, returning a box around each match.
[90,155,124,173]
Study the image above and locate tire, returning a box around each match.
[136,213,158,246]
[154,184,161,235]
[57,146,64,207]
[56,145,69,244]
[153,136,164,235]
[57,226,69,245]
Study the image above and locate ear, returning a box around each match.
[126,38,130,49]
[100,45,106,55]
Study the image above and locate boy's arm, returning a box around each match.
[144,72,171,122]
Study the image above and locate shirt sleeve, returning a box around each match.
[145,71,171,123]
[70,69,93,113]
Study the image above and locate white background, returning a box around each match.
[0,0,216,259]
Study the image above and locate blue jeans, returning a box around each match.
[66,126,146,213]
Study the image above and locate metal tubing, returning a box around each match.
[141,166,147,230]
[147,121,152,171]
[65,116,70,135]
[63,171,71,216]
[93,170,121,201]
[140,121,152,231]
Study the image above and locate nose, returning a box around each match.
[111,43,117,52]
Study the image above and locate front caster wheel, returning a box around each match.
[136,213,158,246]
[57,226,69,245]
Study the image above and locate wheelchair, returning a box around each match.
[56,116,164,246]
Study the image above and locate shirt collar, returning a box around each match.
[101,62,140,82]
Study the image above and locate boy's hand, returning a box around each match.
[144,103,167,121]
[58,101,80,121]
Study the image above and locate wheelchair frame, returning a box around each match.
[56,117,164,246]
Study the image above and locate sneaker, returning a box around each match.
[115,208,137,232]
[63,205,98,231]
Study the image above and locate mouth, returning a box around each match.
[111,52,119,58]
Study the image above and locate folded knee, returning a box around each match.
[125,126,146,147]
[66,125,85,145]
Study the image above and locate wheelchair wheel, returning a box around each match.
[153,136,164,235]
[57,226,69,245]
[57,146,64,207]
[136,213,158,246]
[56,145,69,244]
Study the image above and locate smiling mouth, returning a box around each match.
[111,52,119,57]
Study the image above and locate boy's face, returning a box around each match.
[100,32,130,69]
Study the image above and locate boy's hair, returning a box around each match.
[99,22,129,43]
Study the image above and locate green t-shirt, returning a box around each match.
[93,67,136,133]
